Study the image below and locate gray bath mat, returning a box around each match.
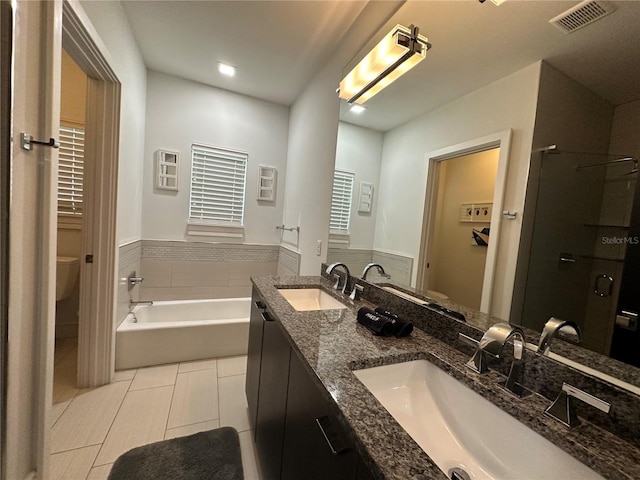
[107,426,244,480]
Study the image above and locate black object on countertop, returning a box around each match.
[374,307,414,337]
[357,307,395,336]
[426,302,466,322]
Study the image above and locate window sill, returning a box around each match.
[329,232,350,245]
[58,215,82,230]
[186,221,245,239]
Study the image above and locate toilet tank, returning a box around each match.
[56,256,79,301]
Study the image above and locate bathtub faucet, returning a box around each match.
[129,299,153,309]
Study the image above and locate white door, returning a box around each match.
[6,1,62,479]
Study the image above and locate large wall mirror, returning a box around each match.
[327,1,640,385]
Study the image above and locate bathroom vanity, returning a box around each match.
[245,275,640,480]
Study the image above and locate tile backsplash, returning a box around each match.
[139,240,278,301]
[116,240,142,326]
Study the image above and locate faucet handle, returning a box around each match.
[331,274,341,290]
[349,284,364,301]
[545,382,611,427]
[465,348,490,374]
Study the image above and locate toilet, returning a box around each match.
[56,256,80,301]
[426,289,449,301]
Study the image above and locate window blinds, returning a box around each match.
[189,145,247,225]
[58,125,84,216]
[330,170,354,233]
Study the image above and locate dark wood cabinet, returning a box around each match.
[246,288,375,480]
[246,287,266,432]
[355,455,377,480]
[254,313,291,480]
[281,349,357,480]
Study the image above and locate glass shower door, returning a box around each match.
[520,149,638,358]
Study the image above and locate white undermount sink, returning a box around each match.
[353,360,603,480]
[277,288,347,311]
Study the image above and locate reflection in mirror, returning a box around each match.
[327,2,640,383]
[423,149,499,311]
[328,75,640,380]
[516,149,639,367]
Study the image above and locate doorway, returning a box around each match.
[425,149,500,310]
[62,1,121,389]
[416,130,512,315]
[53,49,87,403]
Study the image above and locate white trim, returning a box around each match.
[371,246,414,259]
[418,129,512,316]
[279,244,301,255]
[119,237,142,248]
[186,221,245,239]
[63,0,121,389]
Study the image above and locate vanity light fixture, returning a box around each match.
[337,24,431,105]
[218,62,236,77]
[350,105,366,114]
[490,0,508,5]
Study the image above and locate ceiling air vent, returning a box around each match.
[549,0,615,34]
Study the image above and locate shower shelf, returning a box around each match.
[583,223,630,229]
[577,254,625,263]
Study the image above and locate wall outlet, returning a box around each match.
[316,240,322,256]
[471,203,492,222]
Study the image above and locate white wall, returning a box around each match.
[334,121,383,249]
[80,0,147,246]
[374,62,542,320]
[141,71,290,245]
[281,59,342,275]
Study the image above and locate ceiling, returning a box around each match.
[122,0,640,132]
[121,0,369,105]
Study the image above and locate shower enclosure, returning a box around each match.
[517,147,640,366]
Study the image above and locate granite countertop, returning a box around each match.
[251,275,640,480]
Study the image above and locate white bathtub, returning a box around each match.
[115,298,250,370]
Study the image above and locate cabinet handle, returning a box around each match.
[261,311,273,322]
[255,300,266,309]
[315,417,348,455]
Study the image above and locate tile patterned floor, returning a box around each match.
[50,338,262,480]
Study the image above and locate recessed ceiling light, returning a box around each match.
[350,105,366,114]
[218,62,236,77]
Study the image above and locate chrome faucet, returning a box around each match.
[325,262,351,295]
[129,299,153,309]
[537,317,581,355]
[361,263,391,281]
[466,322,528,396]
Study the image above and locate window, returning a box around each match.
[58,125,84,216]
[330,170,355,234]
[189,144,247,226]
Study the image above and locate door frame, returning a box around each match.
[62,0,121,388]
[1,1,13,476]
[416,129,512,315]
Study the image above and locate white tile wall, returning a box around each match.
[117,240,142,326]
[277,246,300,276]
[139,241,278,300]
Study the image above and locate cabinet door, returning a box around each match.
[355,455,376,480]
[246,288,266,432]
[281,350,357,480]
[255,316,291,480]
